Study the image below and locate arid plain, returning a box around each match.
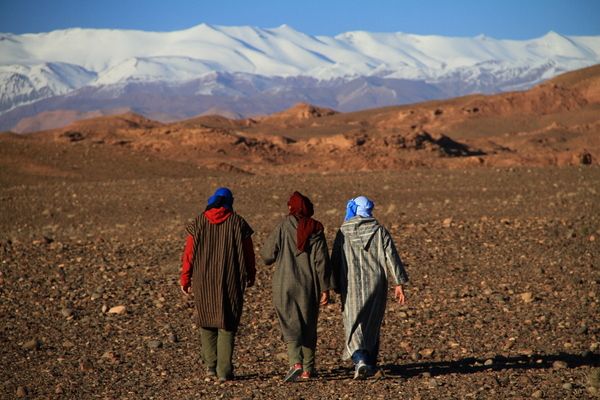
[1,66,599,399]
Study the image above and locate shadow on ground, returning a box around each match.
[316,352,599,381]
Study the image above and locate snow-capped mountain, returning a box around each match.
[0,24,599,130]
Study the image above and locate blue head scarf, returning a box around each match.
[344,196,374,221]
[206,187,234,210]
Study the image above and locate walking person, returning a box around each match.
[331,195,409,379]
[180,187,256,381]
[261,191,335,381]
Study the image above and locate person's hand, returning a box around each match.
[320,290,329,306]
[180,285,191,296]
[394,285,406,305]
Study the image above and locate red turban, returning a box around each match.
[288,191,324,252]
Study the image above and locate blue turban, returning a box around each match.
[344,196,374,221]
[206,187,234,210]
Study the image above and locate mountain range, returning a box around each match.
[1,24,599,132]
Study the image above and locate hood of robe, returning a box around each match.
[340,217,380,250]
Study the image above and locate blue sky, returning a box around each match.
[1,0,599,39]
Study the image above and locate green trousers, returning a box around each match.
[287,342,316,372]
[200,327,235,379]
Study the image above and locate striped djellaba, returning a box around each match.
[331,217,409,360]
[186,212,254,331]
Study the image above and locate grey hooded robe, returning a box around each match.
[261,215,334,348]
[331,217,409,360]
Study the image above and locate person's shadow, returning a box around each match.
[319,352,599,380]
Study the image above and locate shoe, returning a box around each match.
[353,360,368,380]
[218,374,234,382]
[206,367,216,377]
[283,363,303,382]
[299,370,314,380]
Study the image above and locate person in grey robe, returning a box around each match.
[331,195,409,379]
[261,191,335,382]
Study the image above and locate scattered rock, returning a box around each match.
[484,359,493,366]
[442,218,453,228]
[275,352,287,362]
[418,348,435,358]
[588,368,600,388]
[427,378,439,389]
[101,351,120,364]
[577,324,588,335]
[61,308,74,318]
[562,382,573,390]
[520,292,534,303]
[16,386,27,398]
[22,338,40,351]
[147,340,162,349]
[168,333,178,343]
[79,357,93,371]
[531,389,543,398]
[108,305,126,314]
[552,360,568,370]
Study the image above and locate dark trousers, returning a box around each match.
[200,327,235,379]
[287,342,316,372]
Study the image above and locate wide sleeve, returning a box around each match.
[180,235,195,288]
[242,236,256,285]
[382,228,409,285]
[311,231,335,292]
[330,229,346,294]
[260,222,281,266]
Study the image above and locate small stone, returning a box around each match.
[427,378,439,389]
[62,340,75,349]
[55,384,64,394]
[101,304,108,313]
[16,386,27,398]
[562,383,572,390]
[587,368,600,388]
[22,338,40,351]
[398,311,408,318]
[577,324,588,335]
[590,343,599,352]
[61,308,74,318]
[108,305,126,314]
[590,235,596,242]
[566,230,576,239]
[79,357,94,371]
[520,292,534,303]
[442,218,453,228]
[531,389,543,398]
[100,351,120,364]
[275,352,287,362]
[552,360,568,370]
[147,340,162,349]
[484,359,493,366]
[168,333,178,343]
[419,348,435,358]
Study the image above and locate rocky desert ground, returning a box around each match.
[1,65,599,399]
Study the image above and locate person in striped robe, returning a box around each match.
[261,191,335,382]
[180,187,255,381]
[331,195,409,379]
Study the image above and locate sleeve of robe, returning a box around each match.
[382,227,409,285]
[311,230,335,292]
[330,229,345,294]
[260,222,281,266]
[180,234,195,289]
[243,236,256,286]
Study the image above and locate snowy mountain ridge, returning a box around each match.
[0,24,599,123]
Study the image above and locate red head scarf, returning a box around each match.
[288,191,324,252]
